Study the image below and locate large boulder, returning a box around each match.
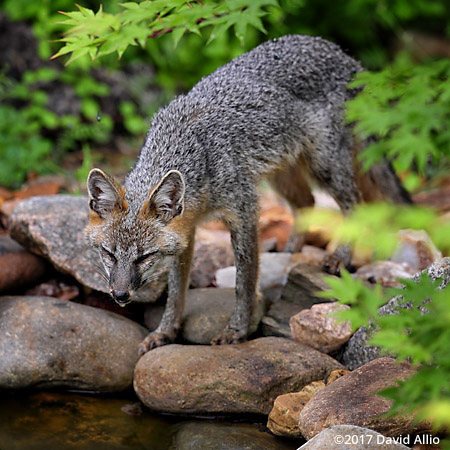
[0,296,147,391]
[134,337,344,415]
[8,195,166,301]
[298,357,431,439]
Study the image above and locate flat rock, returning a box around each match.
[8,195,167,301]
[290,302,353,353]
[134,337,344,415]
[0,234,48,292]
[298,357,431,439]
[0,296,147,391]
[173,421,296,450]
[181,288,264,344]
[354,261,414,288]
[298,425,411,449]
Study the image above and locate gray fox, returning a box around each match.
[85,34,410,354]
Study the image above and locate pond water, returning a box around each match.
[0,392,301,450]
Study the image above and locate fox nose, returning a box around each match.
[112,290,130,305]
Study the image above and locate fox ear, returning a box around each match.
[87,169,125,218]
[144,170,185,222]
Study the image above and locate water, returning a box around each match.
[0,392,300,450]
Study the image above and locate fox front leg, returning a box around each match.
[211,216,259,345]
[138,232,194,355]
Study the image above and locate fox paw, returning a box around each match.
[138,331,174,356]
[211,327,247,345]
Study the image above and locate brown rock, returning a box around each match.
[355,261,414,288]
[0,296,147,391]
[267,368,349,437]
[0,234,48,292]
[267,381,325,437]
[326,368,350,384]
[290,302,353,353]
[298,357,431,439]
[134,337,344,415]
[8,195,166,301]
[391,229,442,272]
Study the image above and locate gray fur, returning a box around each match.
[87,35,368,352]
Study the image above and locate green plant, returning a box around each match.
[347,56,450,190]
[52,0,279,64]
[323,270,450,437]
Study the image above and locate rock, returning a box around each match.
[181,288,264,344]
[262,264,336,338]
[280,263,335,307]
[341,326,381,370]
[259,202,294,251]
[290,303,353,354]
[267,369,349,437]
[267,381,325,437]
[415,256,450,289]
[298,425,411,449]
[327,368,350,383]
[134,336,344,415]
[298,357,431,439]
[0,234,48,292]
[190,228,234,288]
[261,300,303,337]
[0,296,147,391]
[391,229,442,272]
[295,245,330,267]
[216,252,305,301]
[8,195,167,301]
[173,421,296,450]
[355,261,414,288]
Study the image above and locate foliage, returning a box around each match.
[52,0,278,64]
[323,271,450,434]
[347,57,450,190]
[298,203,450,259]
[0,67,113,188]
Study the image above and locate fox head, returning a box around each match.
[85,168,187,306]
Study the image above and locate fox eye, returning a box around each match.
[135,250,158,265]
[100,246,116,263]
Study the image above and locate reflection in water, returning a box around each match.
[0,392,299,450]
